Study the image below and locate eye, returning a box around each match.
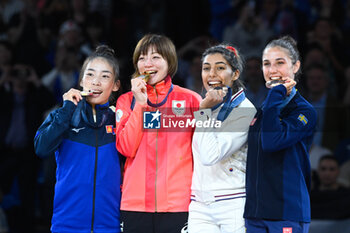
[138,56,145,61]
[85,72,94,77]
[263,62,270,67]
[217,66,225,71]
[202,66,210,71]
[152,55,161,60]
[102,74,111,79]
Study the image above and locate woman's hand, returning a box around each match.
[63,88,83,105]
[200,87,227,109]
[131,77,148,106]
[281,77,296,96]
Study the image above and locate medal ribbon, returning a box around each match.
[212,87,245,121]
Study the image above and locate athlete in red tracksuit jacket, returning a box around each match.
[115,34,201,233]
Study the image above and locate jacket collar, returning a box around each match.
[146,75,172,101]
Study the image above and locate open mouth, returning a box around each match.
[91,89,102,96]
[145,70,156,75]
[81,90,103,96]
[141,70,157,82]
[81,91,93,96]
[266,77,283,88]
[208,81,223,88]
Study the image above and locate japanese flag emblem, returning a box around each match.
[172,100,186,116]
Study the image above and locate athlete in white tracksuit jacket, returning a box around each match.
[188,44,256,233]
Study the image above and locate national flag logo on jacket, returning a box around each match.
[172,100,185,116]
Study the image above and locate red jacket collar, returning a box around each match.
[147,75,172,99]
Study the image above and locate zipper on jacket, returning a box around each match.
[91,129,99,233]
[154,86,159,212]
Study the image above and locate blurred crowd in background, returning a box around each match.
[0,0,350,232]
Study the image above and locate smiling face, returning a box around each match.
[137,46,169,85]
[262,46,300,87]
[201,53,239,91]
[80,58,119,106]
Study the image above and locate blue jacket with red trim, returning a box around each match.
[244,85,317,223]
[34,100,121,233]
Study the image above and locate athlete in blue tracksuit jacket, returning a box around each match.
[34,45,122,233]
[244,36,317,233]
[244,85,316,221]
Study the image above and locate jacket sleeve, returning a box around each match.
[115,93,145,158]
[193,100,256,165]
[261,85,317,152]
[34,100,76,157]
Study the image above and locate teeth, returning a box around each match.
[91,90,102,94]
[145,71,156,74]
[271,77,281,80]
[208,81,221,85]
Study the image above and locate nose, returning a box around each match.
[268,64,278,74]
[209,67,216,77]
[144,57,153,67]
[92,75,101,86]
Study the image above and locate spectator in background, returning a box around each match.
[304,64,348,151]
[242,56,268,108]
[0,63,55,233]
[41,43,81,104]
[302,44,337,93]
[308,0,346,29]
[207,0,235,41]
[176,35,217,95]
[69,0,89,28]
[39,0,70,36]
[306,17,347,95]
[57,19,83,54]
[5,0,52,76]
[222,1,273,59]
[178,48,203,95]
[311,155,350,220]
[80,11,107,58]
[0,0,24,25]
[314,155,343,191]
[256,0,279,30]
[273,0,301,39]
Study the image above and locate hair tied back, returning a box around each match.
[226,46,237,56]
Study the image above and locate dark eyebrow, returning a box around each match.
[203,61,227,65]
[263,57,286,62]
[87,68,112,74]
[275,58,286,61]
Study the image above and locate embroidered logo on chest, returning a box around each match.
[105,125,115,135]
[172,100,186,116]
